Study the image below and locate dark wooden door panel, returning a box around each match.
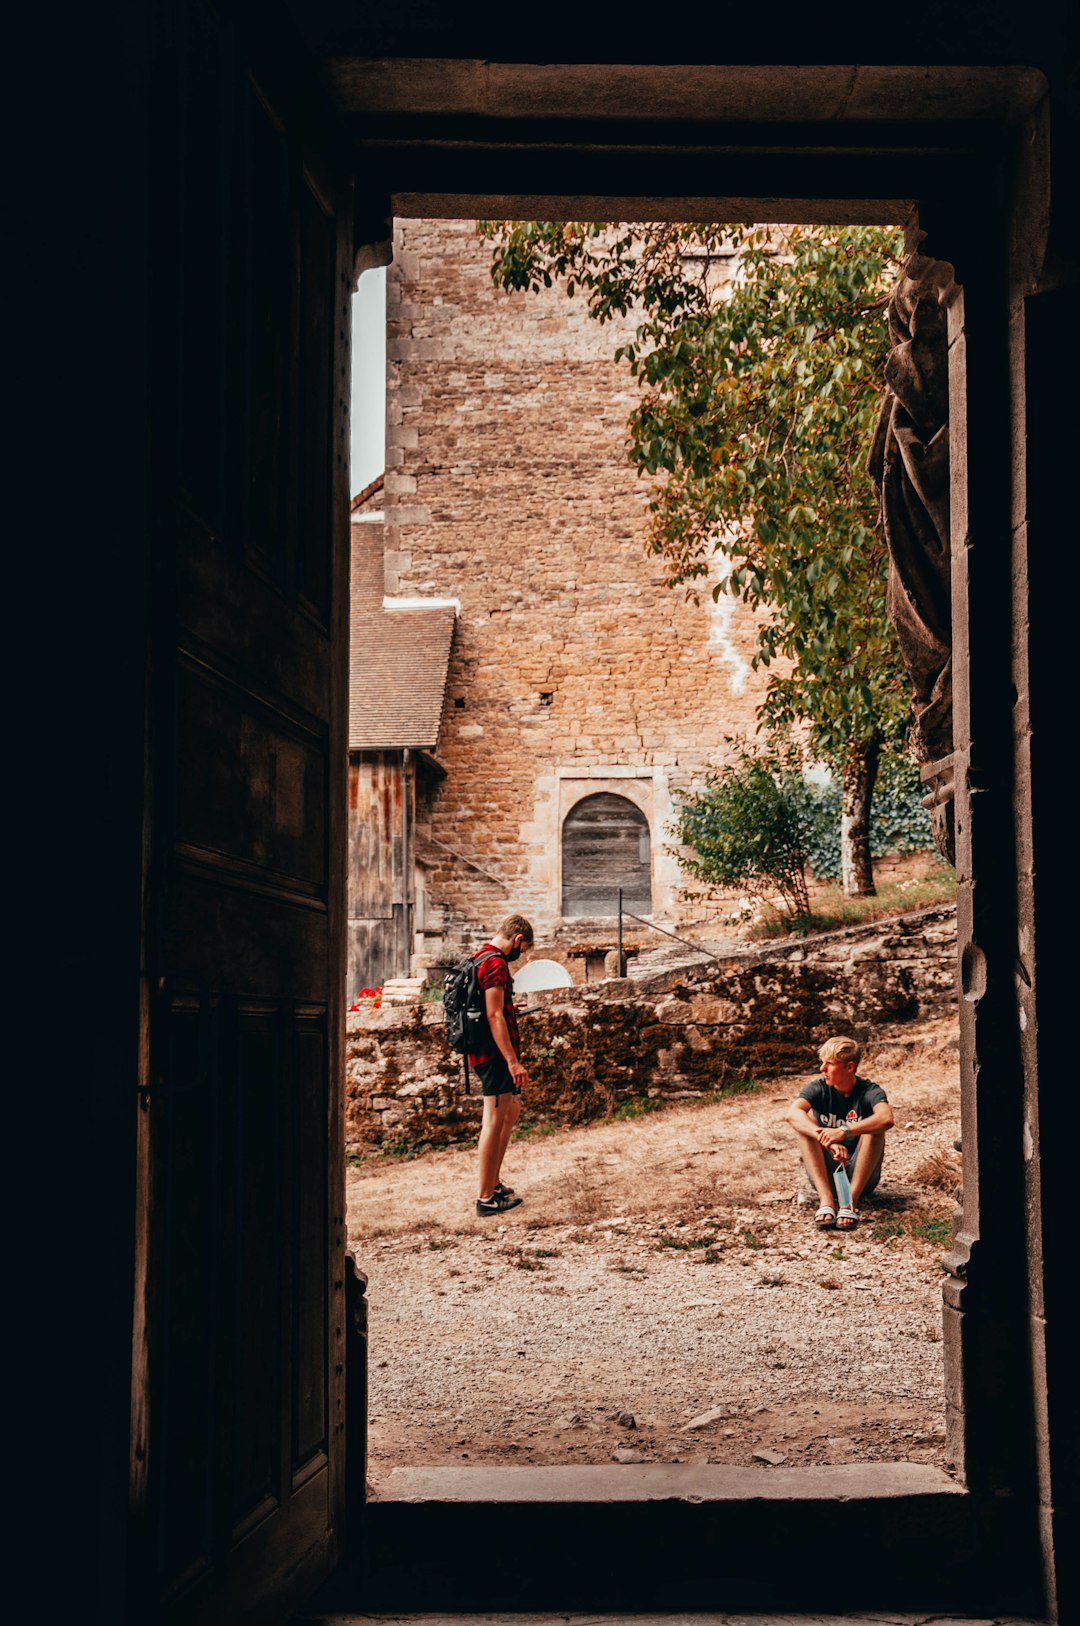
[293,1012,330,1474]
[138,8,351,1621]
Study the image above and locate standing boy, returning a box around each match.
[786,1035,894,1230]
[469,914,533,1216]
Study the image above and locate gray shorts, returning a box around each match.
[804,1138,883,1198]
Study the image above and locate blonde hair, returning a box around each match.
[819,1035,862,1069]
[498,913,534,946]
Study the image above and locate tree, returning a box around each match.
[480,221,910,895]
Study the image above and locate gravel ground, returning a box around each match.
[347,1016,962,1489]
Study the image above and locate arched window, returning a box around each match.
[561,793,652,918]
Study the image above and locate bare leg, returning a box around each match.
[848,1132,885,1206]
[478,1093,521,1199]
[492,1092,521,1189]
[796,1133,839,1209]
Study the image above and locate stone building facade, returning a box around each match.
[375,217,775,949]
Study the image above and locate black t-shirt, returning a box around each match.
[798,1075,888,1141]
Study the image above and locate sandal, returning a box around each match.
[814,1205,837,1229]
[836,1206,859,1230]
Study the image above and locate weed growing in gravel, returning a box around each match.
[741,1230,764,1249]
[869,1215,953,1246]
[656,1233,718,1251]
[912,1217,953,1244]
[504,1245,559,1271]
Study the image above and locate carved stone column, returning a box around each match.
[919,202,1041,1608]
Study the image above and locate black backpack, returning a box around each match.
[443,947,508,1090]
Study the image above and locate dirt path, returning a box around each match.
[347,1017,962,1489]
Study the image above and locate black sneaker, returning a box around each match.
[494,1181,515,1198]
[476,1192,523,1216]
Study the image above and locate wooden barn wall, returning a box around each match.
[348,752,407,991]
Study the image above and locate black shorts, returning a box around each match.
[473,1054,520,1098]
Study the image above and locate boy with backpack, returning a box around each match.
[445,914,534,1215]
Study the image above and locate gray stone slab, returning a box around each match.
[374,1461,962,1504]
[297,1612,1042,1625]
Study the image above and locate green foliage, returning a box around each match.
[480,219,912,888]
[801,754,935,882]
[715,1076,761,1096]
[912,1217,953,1245]
[612,1094,665,1120]
[671,751,815,918]
[378,1134,426,1160]
[870,1215,953,1246]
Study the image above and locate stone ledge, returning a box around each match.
[374,1459,961,1504]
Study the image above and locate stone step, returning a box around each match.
[301,1462,989,1615]
[379,977,427,1003]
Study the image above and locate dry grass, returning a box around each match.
[751,868,955,940]
[911,1148,962,1192]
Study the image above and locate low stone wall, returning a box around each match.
[346,902,957,1154]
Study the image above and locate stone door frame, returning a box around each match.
[342,59,1065,1612]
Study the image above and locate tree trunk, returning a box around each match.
[840,735,881,897]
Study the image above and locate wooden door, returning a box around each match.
[562,793,653,918]
[129,8,352,1621]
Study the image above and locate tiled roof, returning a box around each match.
[349,603,456,751]
[350,473,385,512]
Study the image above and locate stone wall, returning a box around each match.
[383,219,775,943]
[346,902,957,1153]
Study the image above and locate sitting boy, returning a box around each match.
[786,1035,894,1230]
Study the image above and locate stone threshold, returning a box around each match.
[373,1460,960,1503]
[334,1460,1028,1616]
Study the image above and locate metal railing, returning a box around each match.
[616,886,727,975]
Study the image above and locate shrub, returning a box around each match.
[671,753,814,919]
[672,749,940,916]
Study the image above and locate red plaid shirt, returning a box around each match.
[467,945,519,1065]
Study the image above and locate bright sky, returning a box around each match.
[351,266,386,495]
